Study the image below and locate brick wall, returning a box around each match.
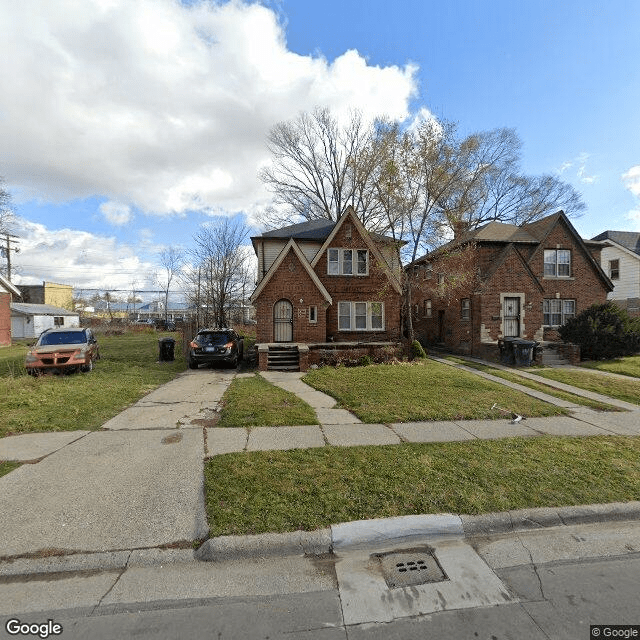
[254,246,328,343]
[0,292,11,346]
[313,221,402,342]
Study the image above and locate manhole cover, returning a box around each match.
[373,547,448,589]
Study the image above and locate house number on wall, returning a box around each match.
[298,308,307,317]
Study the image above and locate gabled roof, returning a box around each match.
[481,243,544,294]
[11,303,78,316]
[0,273,21,297]
[309,206,403,294]
[249,238,332,304]
[259,218,337,240]
[591,230,640,255]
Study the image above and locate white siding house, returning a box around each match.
[591,231,640,316]
[10,303,80,339]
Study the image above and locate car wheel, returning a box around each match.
[81,359,93,373]
[188,358,198,369]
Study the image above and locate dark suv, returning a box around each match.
[188,328,244,369]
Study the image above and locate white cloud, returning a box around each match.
[99,201,132,225]
[0,0,417,218]
[557,153,598,184]
[11,217,157,290]
[622,165,640,197]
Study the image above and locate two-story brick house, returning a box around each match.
[250,207,403,370]
[410,211,613,361]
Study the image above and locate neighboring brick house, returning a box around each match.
[250,207,403,370]
[590,231,640,317]
[410,211,613,361]
[1,273,21,346]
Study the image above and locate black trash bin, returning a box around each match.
[158,337,176,362]
[514,339,537,366]
[499,337,517,365]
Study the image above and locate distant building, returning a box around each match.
[10,303,80,339]
[19,281,74,311]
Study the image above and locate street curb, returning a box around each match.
[462,501,640,537]
[3,502,640,576]
[195,529,332,561]
[331,514,462,549]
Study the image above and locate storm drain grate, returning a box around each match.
[373,547,448,589]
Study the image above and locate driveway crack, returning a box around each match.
[91,550,132,615]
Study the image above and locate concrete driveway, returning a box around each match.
[0,369,236,558]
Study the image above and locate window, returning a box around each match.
[328,248,339,275]
[543,299,575,326]
[337,301,385,331]
[308,306,317,323]
[461,298,470,320]
[327,249,368,275]
[53,316,64,327]
[424,300,432,318]
[610,259,620,280]
[544,249,571,277]
[437,274,445,285]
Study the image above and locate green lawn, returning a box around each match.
[0,461,20,478]
[445,357,619,412]
[302,361,567,423]
[581,355,640,378]
[217,374,318,427]
[0,331,185,438]
[204,436,640,535]
[531,368,640,405]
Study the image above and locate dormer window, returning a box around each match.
[328,249,368,275]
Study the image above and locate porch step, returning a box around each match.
[540,343,570,366]
[267,346,300,371]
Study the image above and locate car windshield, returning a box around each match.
[39,331,86,346]
[196,332,231,346]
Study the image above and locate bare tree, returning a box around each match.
[0,177,15,235]
[259,108,387,230]
[156,247,184,325]
[187,219,250,328]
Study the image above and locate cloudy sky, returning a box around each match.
[1,0,639,295]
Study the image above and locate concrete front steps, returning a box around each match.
[267,345,300,371]
[540,342,570,366]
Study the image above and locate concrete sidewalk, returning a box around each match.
[0,369,235,558]
[1,359,639,564]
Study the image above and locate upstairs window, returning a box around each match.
[461,298,470,320]
[328,249,368,275]
[609,259,620,280]
[544,249,571,277]
[424,300,432,318]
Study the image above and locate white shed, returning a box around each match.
[10,303,80,340]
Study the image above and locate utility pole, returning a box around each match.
[1,233,20,279]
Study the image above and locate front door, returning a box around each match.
[273,299,293,342]
[503,297,521,337]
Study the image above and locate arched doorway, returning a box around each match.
[273,299,293,342]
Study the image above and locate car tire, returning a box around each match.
[81,359,93,373]
[188,358,198,369]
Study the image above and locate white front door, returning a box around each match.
[273,299,293,342]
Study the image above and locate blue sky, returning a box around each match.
[1,0,639,294]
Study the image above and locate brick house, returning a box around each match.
[250,207,403,370]
[410,211,613,362]
[590,231,640,317]
[1,273,21,346]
